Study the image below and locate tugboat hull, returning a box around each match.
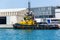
[13,23,59,29]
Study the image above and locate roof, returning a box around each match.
[0,8,26,12]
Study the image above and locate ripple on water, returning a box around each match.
[0,29,59,40]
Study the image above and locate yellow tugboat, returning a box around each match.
[13,2,38,29]
[13,11,38,29]
[13,2,59,29]
[13,14,59,29]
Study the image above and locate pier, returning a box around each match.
[0,24,13,29]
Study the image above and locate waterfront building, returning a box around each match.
[30,7,55,23]
[51,6,60,24]
[0,8,27,25]
[0,6,60,25]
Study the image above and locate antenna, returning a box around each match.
[28,1,31,13]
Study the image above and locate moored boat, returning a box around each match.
[13,2,59,29]
[13,23,59,29]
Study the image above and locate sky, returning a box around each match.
[0,0,60,9]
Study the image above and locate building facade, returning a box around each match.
[0,8,27,25]
[50,7,60,24]
[31,7,55,18]
[0,6,60,25]
[30,7,55,22]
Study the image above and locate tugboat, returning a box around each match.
[13,2,59,29]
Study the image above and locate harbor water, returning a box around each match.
[0,29,60,40]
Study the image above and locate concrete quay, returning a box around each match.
[0,24,13,28]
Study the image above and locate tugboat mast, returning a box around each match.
[28,1,31,14]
